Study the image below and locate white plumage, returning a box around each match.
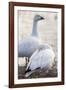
[18,15,44,59]
[18,37,40,57]
[25,44,55,77]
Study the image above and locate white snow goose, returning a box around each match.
[25,44,55,77]
[18,15,44,64]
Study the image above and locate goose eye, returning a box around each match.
[40,17,44,19]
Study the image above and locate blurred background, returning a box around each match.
[18,10,58,78]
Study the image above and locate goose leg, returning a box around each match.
[25,57,28,66]
[28,58,29,63]
[25,57,30,66]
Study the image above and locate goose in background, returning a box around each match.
[18,15,44,64]
[25,44,55,77]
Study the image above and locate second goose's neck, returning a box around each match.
[31,20,38,37]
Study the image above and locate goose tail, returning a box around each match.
[25,70,34,77]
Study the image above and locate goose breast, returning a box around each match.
[18,36,40,57]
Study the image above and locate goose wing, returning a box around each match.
[29,48,55,71]
[26,49,39,71]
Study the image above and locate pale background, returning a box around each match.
[18,11,57,66]
[0,0,66,90]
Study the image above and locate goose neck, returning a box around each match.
[32,20,38,37]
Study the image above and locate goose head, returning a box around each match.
[38,44,51,51]
[34,15,44,22]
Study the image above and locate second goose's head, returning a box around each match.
[34,15,44,22]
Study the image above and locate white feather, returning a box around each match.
[25,44,55,77]
[18,37,40,57]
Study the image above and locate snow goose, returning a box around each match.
[18,15,44,64]
[25,44,55,77]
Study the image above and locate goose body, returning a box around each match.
[18,15,44,58]
[25,44,55,77]
[18,37,40,57]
